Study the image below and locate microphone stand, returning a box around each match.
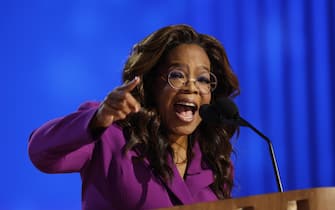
[237,117,284,193]
[201,100,284,192]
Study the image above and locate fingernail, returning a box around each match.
[136,106,141,112]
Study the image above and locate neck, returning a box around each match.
[170,135,188,150]
[170,135,188,165]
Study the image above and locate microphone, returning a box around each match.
[199,98,284,193]
[199,98,248,126]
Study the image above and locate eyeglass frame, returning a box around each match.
[160,69,218,94]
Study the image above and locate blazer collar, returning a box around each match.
[128,140,215,205]
[184,140,214,195]
[161,140,215,204]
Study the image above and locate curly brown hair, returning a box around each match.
[117,24,240,199]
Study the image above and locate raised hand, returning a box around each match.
[92,77,141,129]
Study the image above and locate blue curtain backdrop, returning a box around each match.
[2,0,334,209]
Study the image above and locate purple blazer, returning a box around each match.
[28,102,219,210]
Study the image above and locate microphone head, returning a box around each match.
[199,97,241,125]
[216,97,240,119]
[199,104,221,124]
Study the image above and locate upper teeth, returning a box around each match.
[176,102,196,107]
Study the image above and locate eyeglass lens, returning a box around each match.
[167,70,217,94]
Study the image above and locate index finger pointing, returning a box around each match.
[117,76,140,92]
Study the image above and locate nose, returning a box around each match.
[181,78,199,94]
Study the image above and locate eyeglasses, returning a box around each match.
[162,70,218,94]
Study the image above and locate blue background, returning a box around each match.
[2,0,334,209]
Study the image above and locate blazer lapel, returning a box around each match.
[184,141,214,194]
[129,149,195,204]
[158,140,215,204]
[160,155,196,205]
[127,141,214,204]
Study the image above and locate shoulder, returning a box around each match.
[100,121,126,151]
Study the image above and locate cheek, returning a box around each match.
[155,86,175,114]
[202,94,211,104]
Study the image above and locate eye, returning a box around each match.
[169,70,185,79]
[197,75,211,84]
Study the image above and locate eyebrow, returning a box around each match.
[167,63,210,72]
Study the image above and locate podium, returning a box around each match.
[157,187,335,210]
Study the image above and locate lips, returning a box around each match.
[174,100,198,122]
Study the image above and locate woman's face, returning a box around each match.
[154,44,212,140]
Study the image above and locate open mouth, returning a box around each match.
[174,101,198,122]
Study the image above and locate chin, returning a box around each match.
[169,124,199,137]
[163,115,202,138]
